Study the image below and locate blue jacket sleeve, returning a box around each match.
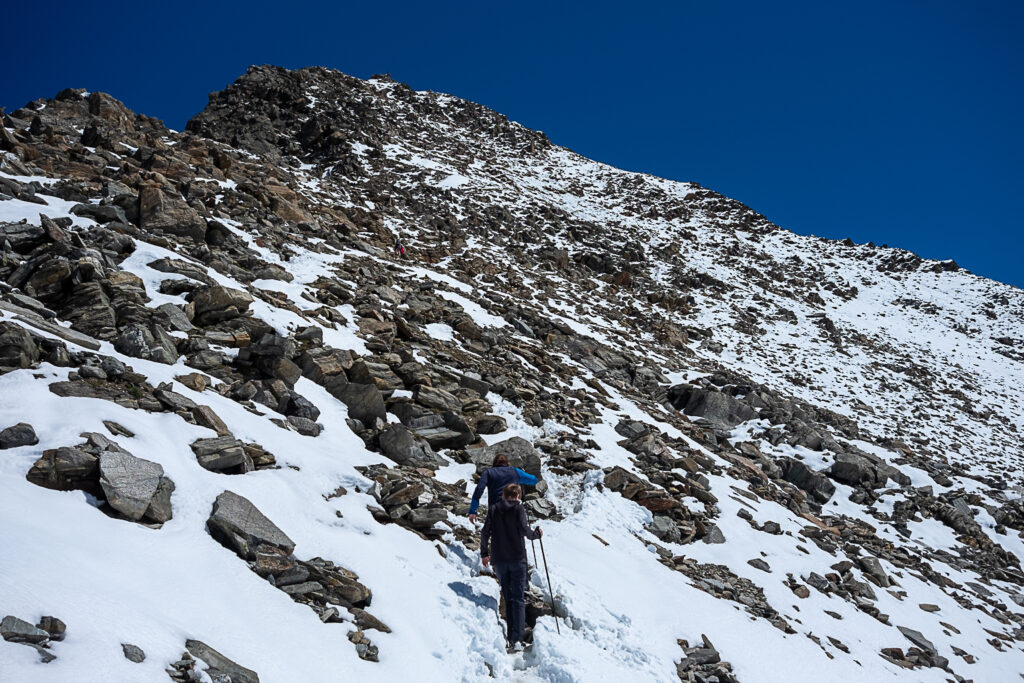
[515,468,538,486]
[470,469,489,514]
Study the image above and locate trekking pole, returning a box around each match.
[525,511,539,568]
[538,536,561,634]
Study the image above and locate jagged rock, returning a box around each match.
[667,384,756,428]
[0,322,39,371]
[7,292,55,318]
[748,558,771,572]
[0,422,38,449]
[329,382,386,425]
[648,514,682,543]
[253,545,297,577]
[351,608,392,634]
[780,458,835,503]
[603,466,644,492]
[298,347,350,383]
[184,639,260,683]
[381,482,426,508]
[614,419,650,439]
[99,450,173,522]
[896,626,937,657]
[137,184,207,241]
[701,525,726,544]
[414,384,462,412]
[279,391,320,420]
[114,322,179,364]
[0,221,46,251]
[857,555,891,587]
[406,506,447,528]
[146,477,176,523]
[154,386,197,412]
[176,373,209,392]
[469,436,541,476]
[1,615,49,643]
[459,373,491,397]
[153,302,194,332]
[48,379,154,410]
[410,425,474,450]
[348,360,402,392]
[191,436,252,473]
[71,202,127,224]
[148,257,214,284]
[287,415,322,436]
[26,447,99,491]
[193,405,231,436]
[122,643,145,663]
[191,285,254,325]
[207,490,295,560]
[829,452,883,488]
[273,565,310,586]
[36,616,65,641]
[378,424,438,467]
[474,414,507,434]
[304,557,372,607]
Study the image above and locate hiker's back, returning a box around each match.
[486,499,530,564]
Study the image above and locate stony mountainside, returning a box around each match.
[1,65,1023,682]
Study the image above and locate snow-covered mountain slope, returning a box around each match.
[1,65,1022,682]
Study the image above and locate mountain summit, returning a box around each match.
[0,65,1022,682]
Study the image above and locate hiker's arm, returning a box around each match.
[480,509,493,565]
[469,470,488,517]
[515,468,538,486]
[519,505,542,540]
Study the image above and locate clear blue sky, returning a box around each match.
[4,1,1021,287]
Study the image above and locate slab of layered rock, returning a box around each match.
[207,490,295,559]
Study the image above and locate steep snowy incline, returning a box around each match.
[0,66,1022,682]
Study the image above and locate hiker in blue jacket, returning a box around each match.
[468,454,539,524]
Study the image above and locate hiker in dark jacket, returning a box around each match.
[468,454,539,524]
[481,483,542,647]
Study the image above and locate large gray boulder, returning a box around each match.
[667,384,756,429]
[26,447,99,492]
[0,221,46,252]
[0,322,39,371]
[0,422,38,449]
[780,459,835,503]
[828,452,881,487]
[1,616,49,644]
[378,424,438,467]
[406,506,447,528]
[207,491,295,560]
[469,437,541,476]
[413,385,462,412]
[113,322,179,365]
[153,302,194,332]
[191,436,253,473]
[99,451,168,521]
[191,285,254,325]
[137,184,207,242]
[329,382,386,425]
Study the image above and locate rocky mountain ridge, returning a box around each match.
[0,64,1022,682]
